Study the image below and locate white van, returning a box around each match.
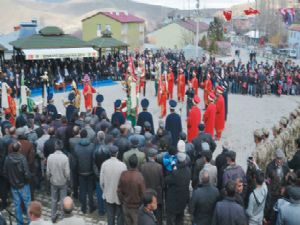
[278,48,297,59]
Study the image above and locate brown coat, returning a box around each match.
[140,161,164,204]
[117,169,145,209]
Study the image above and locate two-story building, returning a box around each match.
[82,11,145,50]
[288,24,300,58]
[146,19,208,49]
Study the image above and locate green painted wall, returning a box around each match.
[82,13,144,50]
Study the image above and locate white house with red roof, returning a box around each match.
[82,11,145,50]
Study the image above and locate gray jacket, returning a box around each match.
[246,183,268,225]
[276,200,300,225]
[47,150,70,186]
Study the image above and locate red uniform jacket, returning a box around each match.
[167,72,174,99]
[83,84,96,110]
[187,105,201,142]
[203,103,216,137]
[177,73,185,101]
[215,95,225,132]
[191,77,199,96]
[202,79,212,106]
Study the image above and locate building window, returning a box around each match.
[105,24,111,32]
[139,24,144,33]
[97,24,102,37]
[121,24,128,35]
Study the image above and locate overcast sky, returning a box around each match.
[133,0,253,9]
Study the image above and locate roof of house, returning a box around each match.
[88,30,128,49]
[82,11,144,23]
[10,26,91,49]
[289,24,300,32]
[176,19,209,33]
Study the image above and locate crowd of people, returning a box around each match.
[0,50,299,225]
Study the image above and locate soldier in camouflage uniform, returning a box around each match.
[295,108,300,137]
[253,129,268,171]
[288,110,298,154]
[262,128,274,168]
[271,124,283,162]
[279,117,292,159]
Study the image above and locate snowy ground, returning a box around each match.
[32,80,300,169]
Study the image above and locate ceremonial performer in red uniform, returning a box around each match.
[187,95,201,142]
[177,68,185,102]
[201,73,212,109]
[191,71,199,96]
[4,88,16,125]
[159,74,168,118]
[167,67,174,99]
[82,74,96,111]
[203,92,216,137]
[215,86,225,140]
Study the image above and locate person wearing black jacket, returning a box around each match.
[192,123,216,156]
[43,127,58,159]
[288,138,300,171]
[93,131,110,216]
[74,129,95,214]
[3,142,31,225]
[165,153,191,225]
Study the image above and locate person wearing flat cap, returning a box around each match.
[111,99,125,128]
[187,95,201,142]
[215,86,225,140]
[137,98,154,134]
[165,100,182,147]
[266,149,289,182]
[66,92,78,123]
[46,93,58,120]
[203,92,216,137]
[140,148,164,225]
[92,94,106,120]
[122,136,146,169]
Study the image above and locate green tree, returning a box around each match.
[200,35,207,50]
[208,39,218,54]
[208,17,224,41]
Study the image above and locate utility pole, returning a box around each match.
[195,0,200,59]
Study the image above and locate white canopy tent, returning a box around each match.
[22,47,98,60]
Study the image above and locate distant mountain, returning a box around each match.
[0,0,221,37]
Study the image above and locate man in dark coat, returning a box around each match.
[137,98,154,134]
[111,99,125,128]
[114,125,131,161]
[192,123,216,155]
[165,100,182,147]
[93,94,106,119]
[66,92,78,123]
[211,180,247,225]
[165,153,191,225]
[137,189,158,225]
[140,148,163,225]
[46,93,58,120]
[288,137,300,171]
[74,129,96,214]
[190,171,220,225]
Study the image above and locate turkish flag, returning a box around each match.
[244,7,260,15]
[223,10,232,21]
